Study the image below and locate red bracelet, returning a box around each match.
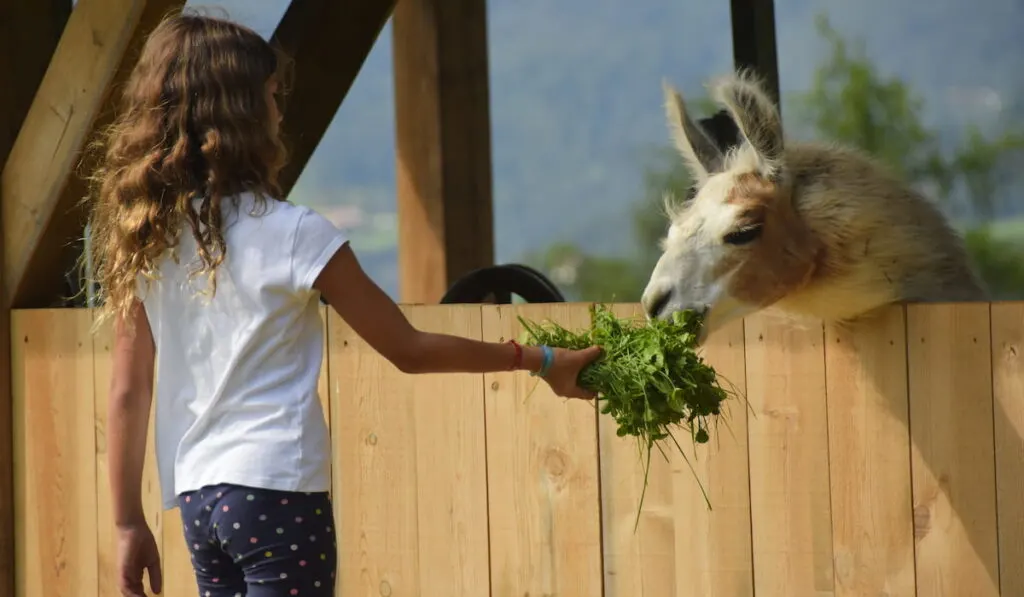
[508,340,523,370]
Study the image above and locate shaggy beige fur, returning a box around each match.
[641,69,987,337]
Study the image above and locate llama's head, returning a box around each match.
[641,72,823,339]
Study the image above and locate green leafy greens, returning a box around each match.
[518,303,735,527]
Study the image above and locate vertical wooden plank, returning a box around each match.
[744,311,833,596]
[160,507,194,597]
[393,0,495,303]
[482,303,603,596]
[93,317,162,597]
[992,302,1024,597]
[0,289,10,597]
[600,305,753,597]
[11,309,97,597]
[825,307,916,596]
[318,304,330,469]
[677,317,753,596]
[907,303,999,596]
[599,304,674,597]
[991,303,1024,597]
[330,305,490,596]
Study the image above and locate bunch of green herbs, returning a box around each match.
[518,303,735,524]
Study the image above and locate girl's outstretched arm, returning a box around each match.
[313,243,600,399]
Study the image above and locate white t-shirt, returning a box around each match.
[138,192,348,510]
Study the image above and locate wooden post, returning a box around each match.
[393,0,495,304]
[0,0,73,590]
[1,0,184,309]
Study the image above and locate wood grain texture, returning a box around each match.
[908,303,999,597]
[600,305,753,597]
[744,311,834,597]
[824,307,916,596]
[160,507,194,597]
[482,304,603,596]
[990,303,1023,597]
[330,305,491,596]
[11,309,97,597]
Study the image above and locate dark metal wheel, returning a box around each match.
[439,263,566,305]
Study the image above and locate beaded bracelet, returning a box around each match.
[508,340,523,370]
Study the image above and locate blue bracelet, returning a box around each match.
[530,345,555,377]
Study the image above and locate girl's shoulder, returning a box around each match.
[232,193,348,293]
[229,193,329,234]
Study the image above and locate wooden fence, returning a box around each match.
[9,302,1024,597]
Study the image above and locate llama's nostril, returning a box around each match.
[644,289,672,320]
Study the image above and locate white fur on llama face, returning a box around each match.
[644,167,761,338]
[642,72,787,338]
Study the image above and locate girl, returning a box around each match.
[86,11,601,597]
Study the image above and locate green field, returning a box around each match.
[985,217,1024,243]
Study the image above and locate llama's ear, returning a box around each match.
[709,70,784,178]
[662,79,724,187]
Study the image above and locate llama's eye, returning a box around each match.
[723,224,763,245]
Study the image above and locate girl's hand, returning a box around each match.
[116,522,162,597]
[541,346,603,400]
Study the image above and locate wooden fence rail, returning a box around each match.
[9,302,1024,597]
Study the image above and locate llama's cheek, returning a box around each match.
[726,263,776,307]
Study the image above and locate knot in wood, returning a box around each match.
[913,504,931,539]
[543,448,568,478]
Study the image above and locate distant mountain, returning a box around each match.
[191,0,1024,297]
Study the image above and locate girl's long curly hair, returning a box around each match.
[84,10,291,331]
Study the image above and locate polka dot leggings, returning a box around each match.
[178,483,337,597]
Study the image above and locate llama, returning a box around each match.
[640,69,988,339]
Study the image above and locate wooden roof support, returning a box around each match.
[393,0,495,304]
[0,1,74,590]
[271,0,398,196]
[1,0,185,309]
[729,0,781,107]
[0,1,72,162]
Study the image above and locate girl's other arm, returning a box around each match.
[107,300,163,596]
[108,300,156,527]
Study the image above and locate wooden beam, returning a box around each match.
[393,0,495,304]
[271,0,397,195]
[729,0,781,106]
[0,1,72,162]
[0,1,73,591]
[1,0,185,309]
